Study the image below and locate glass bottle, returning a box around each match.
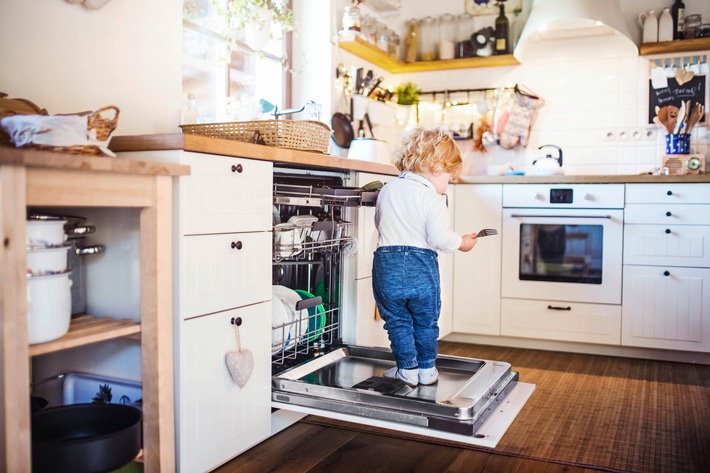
[494,2,509,55]
[456,12,475,58]
[404,18,420,62]
[420,16,438,61]
[438,14,456,60]
[658,8,673,42]
[671,0,685,40]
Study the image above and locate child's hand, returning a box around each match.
[459,233,478,252]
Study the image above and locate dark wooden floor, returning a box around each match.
[211,342,710,473]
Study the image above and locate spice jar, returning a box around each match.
[420,16,437,61]
[456,12,475,58]
[438,14,456,60]
[684,14,702,39]
[404,18,420,62]
[698,23,710,38]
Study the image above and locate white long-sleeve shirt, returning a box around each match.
[375,172,462,253]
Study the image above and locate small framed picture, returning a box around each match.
[465,0,522,16]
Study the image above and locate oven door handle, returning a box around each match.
[510,214,612,219]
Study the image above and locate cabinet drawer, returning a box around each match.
[626,183,710,204]
[503,184,624,208]
[623,225,710,267]
[625,204,710,225]
[178,303,272,472]
[181,153,272,235]
[501,298,621,345]
[180,232,272,318]
[622,265,710,352]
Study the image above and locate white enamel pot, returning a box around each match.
[27,271,72,344]
[26,219,67,248]
[26,245,70,275]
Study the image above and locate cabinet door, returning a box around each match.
[178,303,272,473]
[623,225,710,267]
[501,298,621,345]
[452,184,502,335]
[622,265,710,352]
[181,232,272,319]
[181,153,273,235]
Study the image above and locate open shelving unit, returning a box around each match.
[337,35,519,73]
[639,37,710,56]
[0,146,189,472]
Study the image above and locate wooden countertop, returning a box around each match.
[0,144,190,176]
[108,133,710,183]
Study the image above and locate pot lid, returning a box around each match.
[514,0,638,62]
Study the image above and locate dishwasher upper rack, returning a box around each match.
[273,183,378,207]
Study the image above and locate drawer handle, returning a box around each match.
[667,190,673,196]
[665,229,672,234]
[666,211,672,217]
[231,317,243,326]
[231,164,243,173]
[547,305,572,311]
[663,271,670,277]
[231,241,243,250]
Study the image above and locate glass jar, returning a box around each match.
[684,14,702,39]
[456,12,475,58]
[438,14,456,60]
[698,23,710,38]
[403,18,420,62]
[420,16,438,61]
[388,29,400,58]
[376,24,389,52]
[342,4,361,32]
[361,15,376,43]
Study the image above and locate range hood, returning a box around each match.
[514,0,638,62]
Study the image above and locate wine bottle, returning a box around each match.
[671,0,686,40]
[494,2,509,54]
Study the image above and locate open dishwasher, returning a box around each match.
[270,169,532,445]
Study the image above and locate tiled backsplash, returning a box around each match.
[403,55,708,177]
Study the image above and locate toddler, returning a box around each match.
[373,128,478,387]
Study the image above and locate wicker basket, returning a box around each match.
[25,105,120,156]
[180,119,331,154]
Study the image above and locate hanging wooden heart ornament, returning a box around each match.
[675,68,695,86]
[225,317,253,388]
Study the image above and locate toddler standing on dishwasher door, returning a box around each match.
[373,128,478,387]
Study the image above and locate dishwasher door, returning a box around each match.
[272,345,521,437]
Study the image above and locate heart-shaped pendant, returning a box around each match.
[225,349,254,388]
[675,68,695,86]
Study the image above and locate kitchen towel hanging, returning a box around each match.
[498,85,544,149]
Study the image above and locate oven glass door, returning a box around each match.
[502,209,623,304]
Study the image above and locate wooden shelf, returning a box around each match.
[639,37,710,56]
[28,315,141,357]
[338,35,518,73]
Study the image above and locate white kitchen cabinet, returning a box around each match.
[179,303,272,473]
[623,184,710,352]
[119,150,273,472]
[452,184,503,336]
[501,298,622,345]
[622,266,710,352]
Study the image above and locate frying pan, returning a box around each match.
[331,112,354,149]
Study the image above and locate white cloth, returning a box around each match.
[375,171,461,253]
[0,114,115,157]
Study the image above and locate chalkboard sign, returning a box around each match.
[649,75,706,124]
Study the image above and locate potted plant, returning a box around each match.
[394,81,420,125]
[213,0,295,52]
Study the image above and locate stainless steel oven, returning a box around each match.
[502,184,625,305]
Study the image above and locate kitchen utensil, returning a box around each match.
[529,144,564,176]
[476,228,498,238]
[26,244,70,275]
[26,219,67,248]
[31,403,142,473]
[363,112,375,138]
[657,106,672,133]
[331,112,354,148]
[673,100,686,134]
[26,271,72,344]
[287,214,319,243]
[666,105,680,134]
[686,103,705,133]
[273,223,301,258]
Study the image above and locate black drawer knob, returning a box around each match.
[667,190,673,196]
[231,317,243,326]
[666,211,672,217]
[663,271,670,277]
[665,229,671,234]
[231,241,243,250]
[231,164,243,173]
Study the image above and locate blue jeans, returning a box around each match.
[372,246,440,370]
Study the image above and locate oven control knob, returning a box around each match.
[583,193,591,201]
[533,193,541,200]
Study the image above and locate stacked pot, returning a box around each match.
[25,214,105,344]
[26,217,72,344]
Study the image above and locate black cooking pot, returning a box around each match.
[32,403,142,473]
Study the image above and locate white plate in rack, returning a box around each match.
[273,285,308,345]
[271,293,291,354]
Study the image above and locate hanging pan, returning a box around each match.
[331,112,354,149]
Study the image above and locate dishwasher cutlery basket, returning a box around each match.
[180,119,331,154]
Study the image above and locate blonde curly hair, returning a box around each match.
[394,128,463,179]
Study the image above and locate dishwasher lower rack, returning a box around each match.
[271,301,340,367]
[272,346,519,436]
